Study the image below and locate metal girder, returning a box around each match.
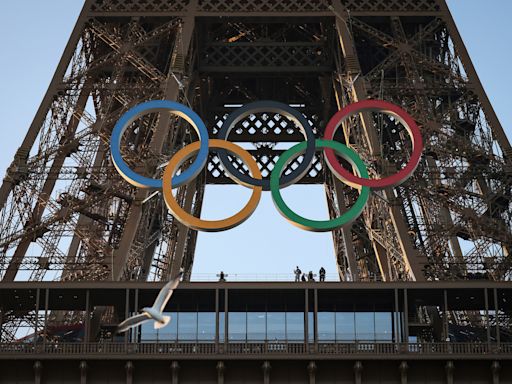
[435,0,512,162]
[87,0,442,17]
[2,87,91,282]
[331,0,425,281]
[88,20,167,84]
[0,1,91,213]
[387,14,465,272]
[111,9,198,281]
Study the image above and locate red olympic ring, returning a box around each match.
[323,99,423,189]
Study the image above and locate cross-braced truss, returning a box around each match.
[0,0,511,341]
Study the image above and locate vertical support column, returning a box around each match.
[313,288,318,352]
[0,302,3,342]
[445,361,454,384]
[262,361,271,384]
[125,289,130,346]
[216,361,225,384]
[403,289,409,343]
[79,361,87,384]
[43,288,49,348]
[491,361,500,384]
[353,361,363,384]
[399,361,408,384]
[305,288,309,351]
[493,288,500,348]
[84,289,90,343]
[484,288,491,345]
[171,361,180,384]
[307,361,317,384]
[215,288,220,351]
[134,289,139,343]
[34,288,40,349]
[224,288,228,351]
[443,289,449,341]
[33,361,42,384]
[125,361,134,384]
[394,288,400,343]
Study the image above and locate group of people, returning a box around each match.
[294,266,326,282]
[215,269,327,282]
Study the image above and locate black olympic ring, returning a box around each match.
[216,100,316,191]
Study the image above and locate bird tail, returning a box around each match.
[116,323,129,334]
[154,315,171,330]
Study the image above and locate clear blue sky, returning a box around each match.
[0,1,511,280]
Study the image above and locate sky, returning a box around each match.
[0,1,511,281]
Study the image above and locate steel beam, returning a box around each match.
[112,6,197,281]
[331,0,425,281]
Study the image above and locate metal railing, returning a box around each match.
[1,342,511,356]
[189,273,341,282]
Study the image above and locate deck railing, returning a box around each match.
[1,341,510,356]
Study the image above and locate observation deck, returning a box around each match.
[1,281,511,383]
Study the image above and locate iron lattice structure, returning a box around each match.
[0,0,511,299]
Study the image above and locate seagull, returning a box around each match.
[116,271,183,334]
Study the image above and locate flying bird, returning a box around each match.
[116,271,183,334]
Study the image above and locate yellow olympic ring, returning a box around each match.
[162,139,262,232]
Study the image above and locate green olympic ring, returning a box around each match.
[270,139,370,232]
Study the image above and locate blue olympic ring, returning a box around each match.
[110,100,210,189]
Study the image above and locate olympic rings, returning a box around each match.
[110,100,209,189]
[270,139,370,232]
[323,100,423,189]
[216,101,316,191]
[162,139,262,232]
[110,99,423,232]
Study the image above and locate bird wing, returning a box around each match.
[116,313,151,334]
[153,274,181,313]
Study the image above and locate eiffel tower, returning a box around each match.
[1,0,509,284]
[0,1,511,382]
